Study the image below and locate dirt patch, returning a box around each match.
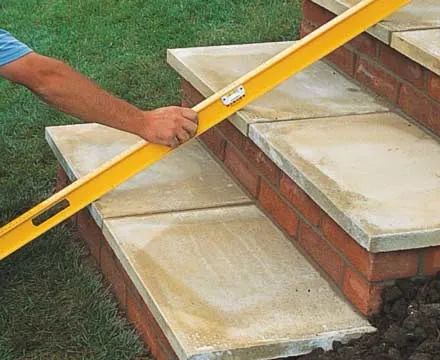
[298,274,440,360]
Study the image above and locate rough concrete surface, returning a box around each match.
[250,112,440,253]
[311,0,440,43]
[103,205,374,360]
[168,42,387,134]
[392,29,440,76]
[46,124,250,227]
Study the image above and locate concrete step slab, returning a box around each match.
[311,0,440,44]
[392,29,440,76]
[103,205,375,360]
[250,112,440,253]
[46,124,250,227]
[168,42,388,135]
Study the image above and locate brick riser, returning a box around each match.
[181,80,440,316]
[301,0,440,137]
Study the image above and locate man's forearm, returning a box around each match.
[29,57,144,134]
[0,52,198,147]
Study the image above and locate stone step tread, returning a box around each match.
[392,28,440,76]
[45,124,251,227]
[311,0,440,75]
[103,205,374,360]
[167,41,440,253]
[167,41,388,135]
[251,112,440,253]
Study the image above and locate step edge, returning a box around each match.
[248,117,440,253]
[309,0,440,76]
[186,325,376,360]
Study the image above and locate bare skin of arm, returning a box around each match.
[0,52,198,147]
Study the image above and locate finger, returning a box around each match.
[182,120,197,137]
[170,137,179,148]
[176,129,190,144]
[181,108,198,124]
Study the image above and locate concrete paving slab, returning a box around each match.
[312,0,440,44]
[103,205,374,360]
[250,113,440,252]
[168,42,387,135]
[46,123,250,227]
[392,29,440,76]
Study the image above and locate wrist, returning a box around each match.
[120,108,146,137]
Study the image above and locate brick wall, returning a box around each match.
[181,80,440,315]
[301,0,440,136]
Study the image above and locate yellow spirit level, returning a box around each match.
[0,0,410,259]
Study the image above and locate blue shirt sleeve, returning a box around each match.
[0,29,32,67]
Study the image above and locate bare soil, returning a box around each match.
[299,273,440,360]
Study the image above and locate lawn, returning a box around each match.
[0,1,301,358]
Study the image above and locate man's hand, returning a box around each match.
[140,106,198,148]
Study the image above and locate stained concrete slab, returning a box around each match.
[250,112,440,253]
[311,0,440,44]
[392,29,440,76]
[103,205,374,360]
[45,123,250,227]
[168,42,387,135]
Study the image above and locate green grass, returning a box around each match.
[0,1,302,358]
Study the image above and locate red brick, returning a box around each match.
[280,175,321,227]
[126,291,153,346]
[181,98,191,108]
[126,287,178,360]
[77,209,102,264]
[326,46,357,76]
[342,267,383,316]
[321,215,418,281]
[100,241,126,310]
[349,33,377,58]
[370,251,419,282]
[258,180,299,237]
[217,118,278,186]
[181,79,204,105]
[300,20,316,38]
[428,72,440,102]
[303,0,335,26]
[398,83,440,136]
[355,58,400,103]
[322,215,370,274]
[241,140,281,186]
[199,128,226,161]
[224,143,259,197]
[156,341,179,360]
[299,222,344,285]
[217,119,246,149]
[379,45,425,89]
[423,246,440,276]
[55,167,70,192]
